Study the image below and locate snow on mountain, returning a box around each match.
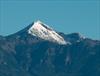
[28,20,68,45]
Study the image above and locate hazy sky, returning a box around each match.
[0,0,100,39]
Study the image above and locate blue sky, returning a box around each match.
[0,0,100,39]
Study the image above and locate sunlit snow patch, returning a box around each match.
[28,20,69,45]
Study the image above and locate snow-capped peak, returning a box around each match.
[28,20,68,45]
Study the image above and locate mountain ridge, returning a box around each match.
[0,21,100,76]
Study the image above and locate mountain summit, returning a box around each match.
[28,20,67,45]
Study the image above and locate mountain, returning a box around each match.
[0,20,100,76]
